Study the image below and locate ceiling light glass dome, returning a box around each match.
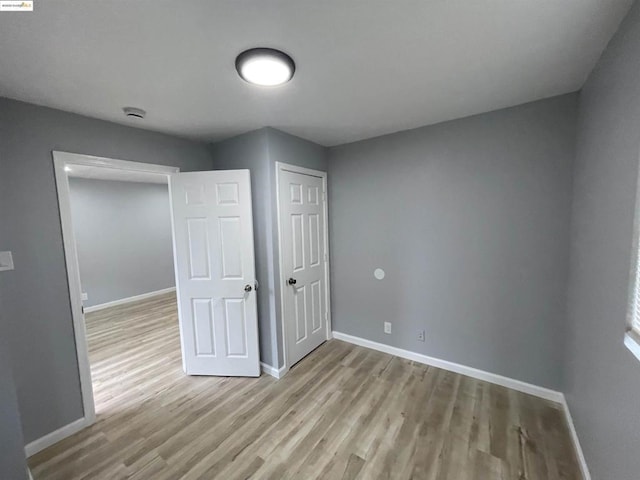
[235,48,295,86]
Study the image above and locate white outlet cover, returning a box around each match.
[384,321,392,334]
[81,292,88,301]
[0,251,14,271]
[374,268,385,280]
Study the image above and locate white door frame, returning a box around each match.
[275,162,331,376]
[51,151,179,446]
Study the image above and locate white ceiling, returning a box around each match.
[0,1,632,146]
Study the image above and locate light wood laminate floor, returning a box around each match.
[29,292,581,479]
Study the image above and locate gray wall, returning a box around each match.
[0,97,212,444]
[0,305,28,480]
[69,178,174,308]
[328,94,577,390]
[210,127,328,368]
[0,105,26,480]
[564,2,640,478]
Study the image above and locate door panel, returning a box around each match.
[279,168,327,367]
[170,170,259,376]
[186,218,210,279]
[311,281,322,332]
[193,298,215,356]
[309,214,320,266]
[219,217,243,278]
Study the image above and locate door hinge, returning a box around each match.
[81,305,85,315]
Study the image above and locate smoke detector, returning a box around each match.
[123,107,146,119]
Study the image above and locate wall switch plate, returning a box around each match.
[0,251,14,271]
[81,292,88,301]
[384,321,392,334]
[418,330,426,342]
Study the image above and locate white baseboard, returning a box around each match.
[24,416,90,457]
[260,362,285,379]
[332,331,564,403]
[560,396,591,480]
[84,287,176,313]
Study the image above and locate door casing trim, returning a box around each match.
[50,151,178,453]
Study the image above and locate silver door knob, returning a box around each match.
[244,284,253,292]
[288,278,297,285]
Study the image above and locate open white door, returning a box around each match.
[169,170,260,376]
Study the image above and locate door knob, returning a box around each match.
[244,284,253,292]
[288,278,297,285]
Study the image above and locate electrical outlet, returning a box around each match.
[418,329,426,342]
[384,321,392,334]
[81,292,88,301]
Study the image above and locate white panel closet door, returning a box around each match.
[169,170,259,376]
[279,169,327,367]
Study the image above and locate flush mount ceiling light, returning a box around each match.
[235,48,295,87]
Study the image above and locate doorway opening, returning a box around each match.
[68,169,181,423]
[54,152,180,427]
[53,152,262,445]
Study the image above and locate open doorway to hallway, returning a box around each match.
[52,153,263,438]
[65,169,182,419]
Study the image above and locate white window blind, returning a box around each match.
[633,257,640,335]
[627,241,640,339]
[627,179,640,362]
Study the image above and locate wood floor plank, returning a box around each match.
[28,293,582,479]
